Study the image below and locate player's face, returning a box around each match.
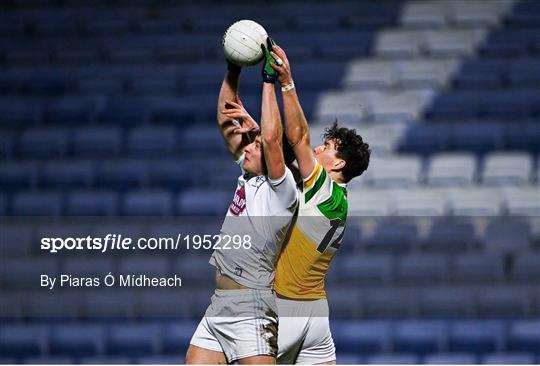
[314,139,341,171]
[243,135,265,176]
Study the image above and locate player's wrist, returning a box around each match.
[281,80,295,92]
[227,60,242,74]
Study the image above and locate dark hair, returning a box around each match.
[323,121,371,183]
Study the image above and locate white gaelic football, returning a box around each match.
[222,20,268,67]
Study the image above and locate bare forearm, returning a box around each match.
[282,88,309,147]
[217,71,240,124]
[261,83,285,179]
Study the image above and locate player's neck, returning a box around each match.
[328,170,345,184]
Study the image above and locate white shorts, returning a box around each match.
[276,297,336,365]
[190,288,278,363]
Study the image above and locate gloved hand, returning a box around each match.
[261,37,279,83]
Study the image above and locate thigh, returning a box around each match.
[185,344,227,364]
[277,316,308,364]
[296,317,336,365]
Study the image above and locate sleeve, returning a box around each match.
[302,162,333,206]
[268,167,298,212]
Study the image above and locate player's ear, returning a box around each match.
[333,159,345,171]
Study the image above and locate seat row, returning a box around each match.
[0,318,538,359]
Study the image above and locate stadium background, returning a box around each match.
[0,0,539,364]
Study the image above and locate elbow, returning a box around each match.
[262,131,282,147]
[287,129,309,148]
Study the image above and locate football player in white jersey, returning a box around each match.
[269,46,371,364]
[186,38,298,364]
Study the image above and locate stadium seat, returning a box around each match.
[338,254,393,285]
[23,357,74,364]
[483,218,530,253]
[97,160,149,189]
[375,30,422,58]
[398,124,451,155]
[122,190,174,216]
[162,321,199,354]
[45,97,97,124]
[396,59,459,89]
[366,353,419,364]
[507,320,540,353]
[72,126,123,157]
[427,153,477,187]
[99,97,150,125]
[502,187,540,215]
[79,357,132,364]
[370,219,419,252]
[417,287,475,318]
[137,290,192,318]
[449,320,506,353]
[448,188,502,216]
[401,1,447,28]
[346,189,393,216]
[24,292,80,319]
[137,356,185,364]
[482,352,536,364]
[0,160,38,190]
[61,257,114,278]
[511,252,540,283]
[393,320,446,355]
[450,123,503,155]
[343,60,394,90]
[39,160,95,188]
[395,254,450,284]
[108,324,161,357]
[18,127,68,158]
[365,156,422,188]
[452,253,505,283]
[476,286,531,317]
[0,98,43,127]
[176,189,231,216]
[0,324,47,358]
[332,320,392,355]
[362,288,414,318]
[393,189,447,216]
[11,191,62,216]
[126,126,178,157]
[424,219,475,252]
[50,324,105,357]
[118,256,170,278]
[424,353,477,364]
[172,256,214,287]
[424,29,486,57]
[65,190,119,215]
[81,290,136,318]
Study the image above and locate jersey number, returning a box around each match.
[316,218,343,253]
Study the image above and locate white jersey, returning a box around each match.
[210,153,298,289]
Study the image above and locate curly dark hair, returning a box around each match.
[323,121,371,183]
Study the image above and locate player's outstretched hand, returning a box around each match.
[222,100,260,136]
[269,45,293,88]
[261,37,279,83]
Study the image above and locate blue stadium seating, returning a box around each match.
[0,325,47,358]
[0,161,38,190]
[449,320,506,354]
[507,320,540,353]
[332,320,392,355]
[65,190,119,215]
[122,190,174,216]
[393,320,446,355]
[11,191,62,215]
[50,324,105,357]
[108,324,161,357]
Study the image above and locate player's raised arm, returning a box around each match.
[217,62,259,161]
[270,45,317,180]
[260,38,286,181]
